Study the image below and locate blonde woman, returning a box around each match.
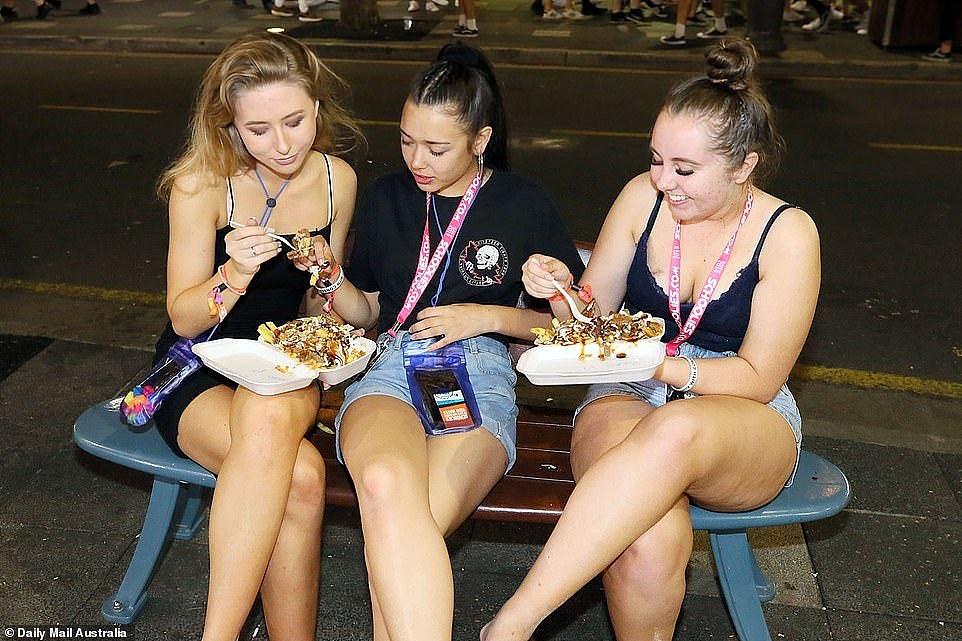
[153,32,363,641]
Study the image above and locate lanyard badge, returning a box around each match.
[389,170,484,336]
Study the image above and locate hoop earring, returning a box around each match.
[477,152,485,175]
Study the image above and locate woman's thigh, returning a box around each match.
[648,395,798,511]
[425,428,508,535]
[177,383,320,473]
[571,395,656,480]
[339,394,432,483]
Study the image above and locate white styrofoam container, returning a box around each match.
[193,336,376,394]
[516,339,666,386]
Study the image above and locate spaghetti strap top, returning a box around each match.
[154,154,337,360]
[624,193,795,353]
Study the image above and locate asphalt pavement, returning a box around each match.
[0,0,958,78]
[0,2,960,640]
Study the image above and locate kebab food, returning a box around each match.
[258,315,367,370]
[531,306,664,360]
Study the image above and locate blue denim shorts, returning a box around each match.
[334,332,519,471]
[575,342,802,486]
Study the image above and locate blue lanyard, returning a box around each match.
[254,167,291,227]
[429,195,464,307]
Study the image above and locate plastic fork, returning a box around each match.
[551,279,593,324]
[228,220,297,252]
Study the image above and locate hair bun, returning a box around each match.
[436,42,483,69]
[704,39,757,91]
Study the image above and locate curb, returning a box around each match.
[2,33,961,80]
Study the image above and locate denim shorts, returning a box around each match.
[335,332,519,471]
[575,342,802,486]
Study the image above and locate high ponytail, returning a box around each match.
[408,43,510,171]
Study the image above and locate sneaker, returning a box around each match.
[829,6,843,20]
[640,0,666,19]
[452,23,479,36]
[271,4,295,16]
[580,2,605,16]
[659,33,686,46]
[79,2,100,15]
[855,9,869,35]
[697,26,726,39]
[542,8,562,19]
[425,1,440,12]
[689,8,709,25]
[625,8,645,24]
[609,10,626,22]
[801,11,828,32]
[562,7,586,19]
[407,0,418,10]
[1,5,18,20]
[922,49,950,62]
[35,2,54,19]
[782,8,804,22]
[789,0,807,11]
[298,9,322,21]
[432,0,449,5]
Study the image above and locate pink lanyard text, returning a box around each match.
[389,170,484,336]
[665,189,753,357]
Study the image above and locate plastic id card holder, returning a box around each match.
[402,336,481,436]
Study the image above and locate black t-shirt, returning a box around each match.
[347,169,586,337]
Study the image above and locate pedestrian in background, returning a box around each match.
[923,0,958,62]
[1,0,99,21]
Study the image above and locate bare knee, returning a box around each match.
[287,447,327,515]
[352,456,416,510]
[634,405,704,467]
[607,527,692,599]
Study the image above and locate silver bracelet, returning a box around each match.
[314,267,345,294]
[671,355,698,393]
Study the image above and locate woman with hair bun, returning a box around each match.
[483,38,819,641]
[299,42,584,641]
[154,32,363,641]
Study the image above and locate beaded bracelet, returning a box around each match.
[670,355,698,393]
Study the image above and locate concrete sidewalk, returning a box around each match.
[0,0,959,79]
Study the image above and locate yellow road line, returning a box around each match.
[0,278,165,306]
[39,104,162,115]
[791,364,962,400]
[870,142,962,153]
[3,277,959,398]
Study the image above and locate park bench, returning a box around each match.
[73,386,850,641]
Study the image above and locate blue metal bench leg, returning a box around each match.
[173,484,208,540]
[750,543,776,603]
[101,477,184,624]
[710,531,772,641]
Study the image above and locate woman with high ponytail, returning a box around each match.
[485,39,819,640]
[296,42,585,641]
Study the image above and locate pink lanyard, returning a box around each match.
[389,170,484,336]
[665,189,753,357]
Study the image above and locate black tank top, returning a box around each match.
[625,193,793,353]
[154,156,335,359]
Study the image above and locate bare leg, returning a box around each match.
[483,395,797,641]
[571,397,692,640]
[341,395,507,641]
[179,383,322,641]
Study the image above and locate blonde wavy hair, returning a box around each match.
[158,32,365,200]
